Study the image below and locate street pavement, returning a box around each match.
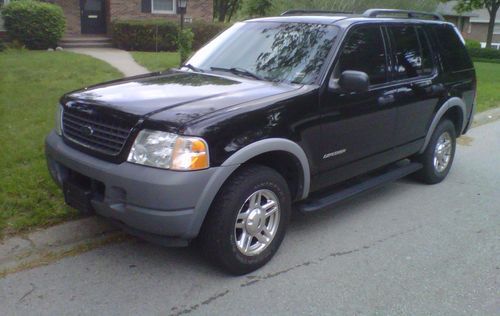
[1,120,499,315]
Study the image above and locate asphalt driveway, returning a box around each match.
[1,120,499,315]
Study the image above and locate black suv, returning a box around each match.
[46,9,476,274]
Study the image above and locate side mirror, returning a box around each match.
[336,70,370,93]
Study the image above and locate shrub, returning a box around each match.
[178,28,194,64]
[468,47,500,61]
[465,39,481,49]
[188,21,228,50]
[112,19,179,52]
[2,0,65,49]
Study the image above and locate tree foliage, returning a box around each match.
[244,0,273,17]
[447,0,500,48]
[214,0,242,22]
[265,0,440,16]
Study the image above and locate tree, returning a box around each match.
[449,0,500,48]
[214,0,241,22]
[245,0,273,17]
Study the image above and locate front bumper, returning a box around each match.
[45,131,228,241]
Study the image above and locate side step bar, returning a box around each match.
[297,162,423,213]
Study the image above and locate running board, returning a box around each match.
[297,162,423,213]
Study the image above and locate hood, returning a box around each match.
[64,71,301,127]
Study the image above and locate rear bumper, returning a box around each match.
[45,131,236,240]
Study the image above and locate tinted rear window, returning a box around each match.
[388,25,434,79]
[432,24,473,72]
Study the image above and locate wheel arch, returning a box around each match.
[185,138,311,238]
[419,97,466,154]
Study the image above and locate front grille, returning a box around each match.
[62,108,132,156]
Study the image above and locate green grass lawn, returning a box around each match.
[0,49,122,237]
[130,51,180,72]
[474,62,500,112]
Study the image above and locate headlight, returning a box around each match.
[55,105,63,136]
[127,130,209,171]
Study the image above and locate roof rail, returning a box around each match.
[363,9,444,21]
[281,9,352,16]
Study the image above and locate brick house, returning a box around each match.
[0,0,212,36]
[53,0,213,36]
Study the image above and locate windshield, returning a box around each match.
[187,22,339,84]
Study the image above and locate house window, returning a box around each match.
[494,24,500,35]
[152,0,176,14]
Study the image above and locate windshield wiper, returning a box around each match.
[181,63,205,73]
[210,67,264,81]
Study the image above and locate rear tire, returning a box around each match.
[199,164,291,275]
[414,119,456,184]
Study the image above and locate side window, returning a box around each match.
[336,26,387,85]
[389,25,433,79]
[432,24,473,72]
[416,27,434,76]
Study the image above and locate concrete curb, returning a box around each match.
[472,107,500,127]
[0,217,122,275]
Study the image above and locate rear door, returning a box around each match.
[386,24,443,148]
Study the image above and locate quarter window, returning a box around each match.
[336,26,387,85]
[432,24,473,71]
[389,26,434,79]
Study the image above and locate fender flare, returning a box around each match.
[419,97,467,154]
[185,138,311,238]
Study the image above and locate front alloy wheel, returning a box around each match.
[235,189,280,256]
[199,165,291,275]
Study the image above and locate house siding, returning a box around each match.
[465,22,500,43]
[53,0,82,36]
[110,0,212,23]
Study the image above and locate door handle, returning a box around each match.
[411,80,432,89]
[378,94,395,105]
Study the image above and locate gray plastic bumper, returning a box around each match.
[45,131,239,240]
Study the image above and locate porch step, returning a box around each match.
[60,36,113,48]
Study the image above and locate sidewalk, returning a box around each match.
[67,48,149,77]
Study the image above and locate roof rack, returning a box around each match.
[363,9,444,21]
[281,9,352,16]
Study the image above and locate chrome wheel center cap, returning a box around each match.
[246,208,263,235]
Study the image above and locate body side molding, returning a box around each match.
[419,97,467,154]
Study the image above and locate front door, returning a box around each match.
[315,25,398,189]
[80,0,106,34]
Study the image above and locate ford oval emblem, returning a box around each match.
[81,125,94,137]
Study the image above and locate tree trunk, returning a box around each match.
[218,1,228,22]
[486,3,499,49]
[226,0,239,22]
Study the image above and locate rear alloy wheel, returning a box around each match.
[199,165,291,275]
[414,119,456,184]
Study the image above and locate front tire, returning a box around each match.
[414,119,456,184]
[199,164,291,275]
